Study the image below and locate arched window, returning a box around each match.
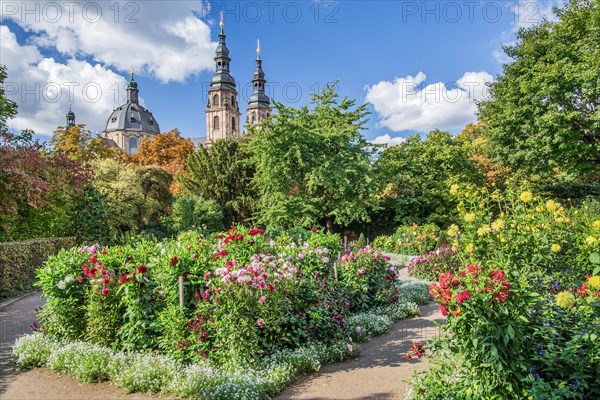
[232,117,236,131]
[213,115,220,130]
[128,137,138,154]
[213,94,219,106]
[252,112,256,122]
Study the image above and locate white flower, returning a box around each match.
[64,275,74,283]
[56,281,66,290]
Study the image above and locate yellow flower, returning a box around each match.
[464,213,476,223]
[555,291,575,308]
[477,225,491,236]
[586,236,598,245]
[545,200,558,212]
[465,243,474,253]
[450,184,459,195]
[587,276,600,291]
[447,224,459,237]
[499,235,506,243]
[551,243,561,253]
[492,219,504,231]
[535,206,543,213]
[593,220,600,230]
[465,192,471,198]
[520,191,533,203]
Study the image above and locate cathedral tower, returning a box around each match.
[65,103,76,129]
[205,13,241,143]
[245,39,271,130]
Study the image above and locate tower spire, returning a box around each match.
[66,102,75,129]
[246,39,271,130]
[127,67,139,103]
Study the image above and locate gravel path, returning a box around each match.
[0,266,441,400]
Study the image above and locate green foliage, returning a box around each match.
[373,223,442,255]
[479,0,600,182]
[181,139,255,226]
[373,130,482,227]
[74,187,110,244]
[0,237,75,298]
[407,247,462,281]
[0,64,18,134]
[249,83,375,233]
[167,192,224,235]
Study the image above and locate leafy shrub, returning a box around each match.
[346,312,393,342]
[373,223,441,255]
[0,236,75,298]
[414,264,533,398]
[167,192,224,235]
[12,334,60,369]
[407,246,462,281]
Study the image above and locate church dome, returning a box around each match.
[105,102,160,134]
[104,72,160,135]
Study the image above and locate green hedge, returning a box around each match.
[0,237,75,299]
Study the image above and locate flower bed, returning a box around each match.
[373,224,441,256]
[15,227,427,398]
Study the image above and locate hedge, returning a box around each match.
[0,237,76,299]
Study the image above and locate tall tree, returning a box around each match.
[128,129,194,179]
[50,124,121,162]
[479,0,600,182]
[249,83,374,233]
[373,130,482,226]
[180,139,254,226]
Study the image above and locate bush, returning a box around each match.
[167,192,224,235]
[0,237,75,298]
[373,223,441,255]
[407,246,462,281]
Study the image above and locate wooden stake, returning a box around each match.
[179,276,184,308]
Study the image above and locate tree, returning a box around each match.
[479,0,600,182]
[127,129,194,192]
[0,64,18,135]
[248,83,374,233]
[167,193,224,234]
[373,130,482,227]
[50,124,121,162]
[0,133,90,241]
[180,139,254,226]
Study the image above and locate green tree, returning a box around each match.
[180,139,254,226]
[0,64,18,135]
[479,0,600,182]
[249,83,374,233]
[373,130,482,227]
[167,193,224,234]
[74,187,110,244]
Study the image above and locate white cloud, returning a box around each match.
[365,71,493,133]
[1,25,128,136]
[370,134,406,147]
[3,0,216,82]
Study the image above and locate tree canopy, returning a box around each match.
[248,83,374,232]
[479,0,600,182]
[180,139,254,226]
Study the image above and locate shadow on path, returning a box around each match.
[0,291,45,395]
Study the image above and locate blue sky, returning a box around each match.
[0,0,562,144]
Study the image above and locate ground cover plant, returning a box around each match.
[14,227,425,399]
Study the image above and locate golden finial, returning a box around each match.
[257,39,260,56]
[220,11,224,28]
[130,65,134,79]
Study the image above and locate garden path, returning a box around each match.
[0,266,442,400]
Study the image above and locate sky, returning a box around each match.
[0,0,564,145]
